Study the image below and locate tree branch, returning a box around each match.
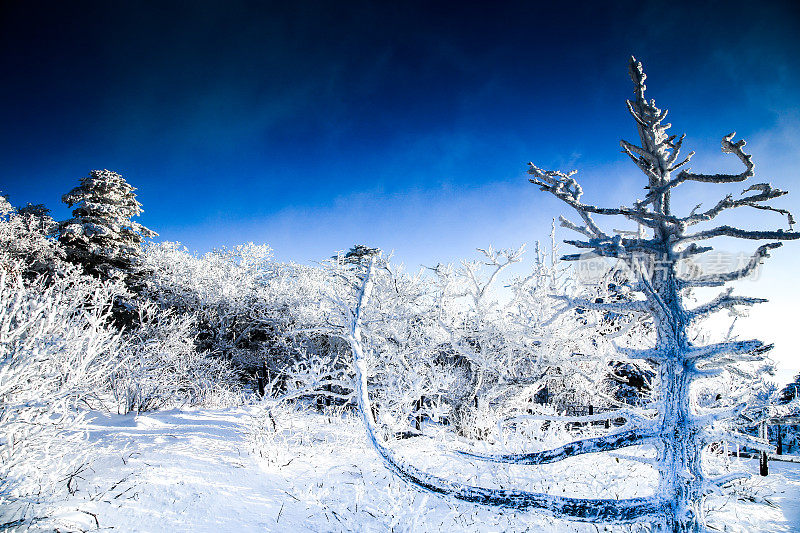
[457,429,656,465]
[678,225,800,244]
[685,339,770,362]
[682,183,790,226]
[677,243,782,287]
[688,288,767,319]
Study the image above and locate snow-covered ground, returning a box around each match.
[39,405,800,532]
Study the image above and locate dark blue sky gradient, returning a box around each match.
[3,1,800,379]
[1,0,799,265]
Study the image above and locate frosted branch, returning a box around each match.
[558,215,595,239]
[678,243,782,287]
[683,183,790,226]
[685,339,769,362]
[457,429,656,465]
[688,288,767,319]
[679,224,800,244]
[703,473,750,495]
[678,132,754,184]
[693,403,746,428]
[616,347,665,362]
[528,164,679,228]
[701,430,771,453]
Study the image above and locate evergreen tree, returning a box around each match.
[59,169,156,279]
[334,244,381,266]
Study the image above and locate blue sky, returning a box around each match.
[2,1,799,380]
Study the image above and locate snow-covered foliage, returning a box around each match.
[59,169,156,278]
[0,264,123,527]
[136,241,281,371]
[110,302,242,414]
[0,195,62,278]
[778,373,800,405]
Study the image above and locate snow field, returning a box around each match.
[37,403,800,532]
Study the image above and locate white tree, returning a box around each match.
[344,57,798,531]
[60,169,156,278]
[426,242,620,437]
[0,196,62,277]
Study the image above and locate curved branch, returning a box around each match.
[677,133,754,184]
[457,429,655,465]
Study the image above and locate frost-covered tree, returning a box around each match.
[334,244,381,266]
[0,195,62,278]
[59,169,156,279]
[344,57,799,531]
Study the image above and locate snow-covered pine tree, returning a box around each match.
[60,169,157,279]
[345,57,799,531]
[335,244,381,266]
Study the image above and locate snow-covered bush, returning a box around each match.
[0,264,122,527]
[318,245,621,444]
[110,302,241,414]
[137,241,283,372]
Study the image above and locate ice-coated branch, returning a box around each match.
[457,428,656,465]
[678,132,754,184]
[638,132,754,209]
[678,243,782,287]
[700,430,771,453]
[703,473,750,495]
[558,215,596,239]
[678,224,800,244]
[562,235,660,255]
[502,407,650,425]
[683,183,791,226]
[673,243,713,261]
[685,339,769,362]
[692,403,746,429]
[528,164,679,228]
[471,245,525,303]
[619,139,661,182]
[687,288,767,319]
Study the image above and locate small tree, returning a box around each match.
[60,169,156,279]
[345,57,799,530]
